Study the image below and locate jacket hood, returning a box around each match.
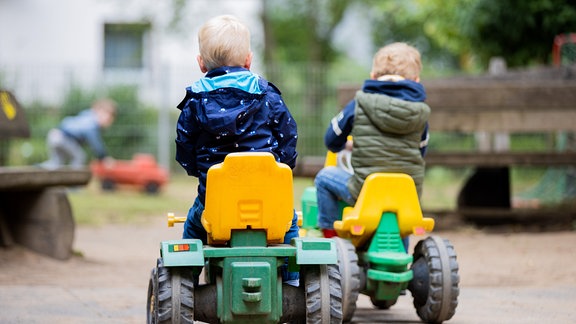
[363,79,427,102]
[195,89,265,136]
[355,84,430,135]
[183,67,268,136]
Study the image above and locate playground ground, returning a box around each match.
[1,215,575,323]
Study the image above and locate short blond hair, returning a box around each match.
[92,98,117,115]
[198,15,251,71]
[371,42,422,81]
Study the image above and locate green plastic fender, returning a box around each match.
[160,239,205,267]
[292,237,338,265]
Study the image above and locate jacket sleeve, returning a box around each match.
[419,122,429,157]
[267,90,298,169]
[84,125,107,160]
[175,104,200,177]
[324,99,355,152]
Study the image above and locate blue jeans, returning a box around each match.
[39,129,86,169]
[183,196,300,282]
[314,166,356,230]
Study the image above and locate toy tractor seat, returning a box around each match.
[201,152,294,245]
[334,173,435,248]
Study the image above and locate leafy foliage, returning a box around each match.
[464,0,576,67]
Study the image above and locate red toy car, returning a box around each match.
[91,154,169,194]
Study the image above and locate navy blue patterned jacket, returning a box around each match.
[175,66,298,204]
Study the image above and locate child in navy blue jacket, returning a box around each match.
[175,15,299,284]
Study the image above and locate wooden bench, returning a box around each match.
[301,66,576,222]
[0,90,92,259]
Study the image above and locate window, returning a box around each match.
[104,23,150,69]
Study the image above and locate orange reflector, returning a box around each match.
[172,244,190,252]
[351,225,364,235]
[414,227,426,236]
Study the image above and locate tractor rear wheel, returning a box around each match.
[146,267,158,324]
[150,258,195,324]
[303,264,343,324]
[409,236,459,324]
[333,237,360,322]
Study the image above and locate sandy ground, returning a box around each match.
[1,217,576,323]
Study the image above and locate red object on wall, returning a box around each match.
[552,33,576,66]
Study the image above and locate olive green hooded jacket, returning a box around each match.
[348,90,431,199]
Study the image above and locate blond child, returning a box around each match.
[315,42,430,239]
[174,15,299,285]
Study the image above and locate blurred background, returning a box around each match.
[1,0,575,211]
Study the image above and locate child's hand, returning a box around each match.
[345,139,353,151]
[102,156,115,169]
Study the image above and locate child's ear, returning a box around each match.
[243,52,253,69]
[369,71,376,80]
[197,55,208,73]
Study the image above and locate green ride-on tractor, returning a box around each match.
[147,152,344,323]
[300,152,460,323]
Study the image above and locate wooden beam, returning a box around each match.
[425,152,576,167]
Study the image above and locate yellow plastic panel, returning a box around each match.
[324,151,338,167]
[201,152,294,244]
[334,173,435,247]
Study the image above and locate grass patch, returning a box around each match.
[70,174,317,226]
[69,166,572,226]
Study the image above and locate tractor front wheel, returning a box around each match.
[333,237,360,322]
[148,258,195,324]
[303,264,344,324]
[409,236,459,324]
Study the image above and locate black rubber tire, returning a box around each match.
[410,236,459,324]
[144,182,160,195]
[101,179,116,191]
[303,264,344,324]
[333,237,360,322]
[146,267,158,324]
[154,258,195,324]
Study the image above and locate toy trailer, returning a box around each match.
[147,153,344,323]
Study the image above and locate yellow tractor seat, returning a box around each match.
[201,152,294,245]
[334,173,435,247]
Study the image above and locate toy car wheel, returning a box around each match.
[144,182,160,195]
[333,237,360,322]
[302,264,343,324]
[409,236,459,324]
[101,179,116,191]
[152,258,195,324]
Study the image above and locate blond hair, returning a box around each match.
[371,42,422,81]
[92,98,117,115]
[198,15,251,71]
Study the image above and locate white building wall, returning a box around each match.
[0,0,263,106]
